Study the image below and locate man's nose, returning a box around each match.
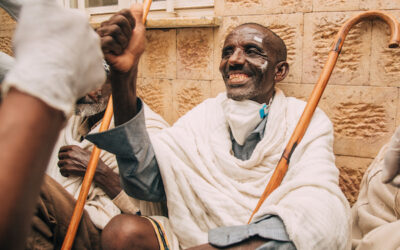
[228,48,245,65]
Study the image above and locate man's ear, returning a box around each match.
[274,61,289,83]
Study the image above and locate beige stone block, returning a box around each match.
[278,83,397,158]
[335,155,373,205]
[370,11,400,87]
[0,8,16,56]
[211,79,226,98]
[177,28,213,80]
[0,8,16,26]
[141,29,176,79]
[313,0,360,12]
[213,14,303,84]
[360,0,400,10]
[303,12,371,86]
[215,0,311,16]
[214,0,264,16]
[262,0,312,14]
[172,79,211,123]
[137,77,173,125]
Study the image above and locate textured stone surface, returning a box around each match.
[303,12,371,86]
[215,0,311,16]
[336,156,373,205]
[177,28,213,80]
[141,29,176,79]
[370,12,400,87]
[214,0,263,16]
[313,0,360,12]
[278,83,397,158]
[137,78,173,124]
[360,0,400,10]
[260,0,312,14]
[0,8,16,56]
[213,14,303,83]
[172,80,211,122]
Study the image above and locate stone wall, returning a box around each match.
[2,0,400,204]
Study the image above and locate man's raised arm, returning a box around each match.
[96,5,145,125]
[88,5,166,202]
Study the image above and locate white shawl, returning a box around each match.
[151,89,350,249]
[46,103,169,229]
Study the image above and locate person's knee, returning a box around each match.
[101,214,159,250]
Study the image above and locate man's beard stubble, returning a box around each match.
[75,101,108,117]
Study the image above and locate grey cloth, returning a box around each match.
[86,97,294,248]
[0,0,21,20]
[0,52,14,83]
[86,99,165,202]
[257,241,297,250]
[209,215,295,249]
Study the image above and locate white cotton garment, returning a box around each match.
[150,88,350,250]
[221,98,265,145]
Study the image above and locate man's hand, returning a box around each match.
[97,4,145,73]
[383,126,400,187]
[58,145,104,177]
[58,145,122,198]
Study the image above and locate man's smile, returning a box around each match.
[227,72,252,86]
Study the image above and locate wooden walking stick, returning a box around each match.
[61,1,152,249]
[248,10,400,223]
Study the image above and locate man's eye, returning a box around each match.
[245,48,260,55]
[222,49,233,58]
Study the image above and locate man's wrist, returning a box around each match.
[94,164,121,199]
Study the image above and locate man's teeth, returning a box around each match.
[229,73,249,82]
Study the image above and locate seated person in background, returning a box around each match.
[88,5,351,250]
[352,126,400,250]
[0,0,105,248]
[26,80,169,249]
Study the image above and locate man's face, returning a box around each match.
[219,25,277,103]
[75,83,111,117]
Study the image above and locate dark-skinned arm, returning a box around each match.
[97,6,145,125]
[87,4,166,202]
[0,89,64,249]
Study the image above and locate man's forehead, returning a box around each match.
[224,25,267,45]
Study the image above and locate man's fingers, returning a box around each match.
[103,10,135,40]
[116,9,136,35]
[101,36,124,55]
[59,145,75,153]
[97,24,129,49]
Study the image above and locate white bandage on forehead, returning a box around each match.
[254,36,263,43]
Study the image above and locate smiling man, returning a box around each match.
[87,6,350,250]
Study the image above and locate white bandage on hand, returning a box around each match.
[382,126,400,187]
[3,0,105,117]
